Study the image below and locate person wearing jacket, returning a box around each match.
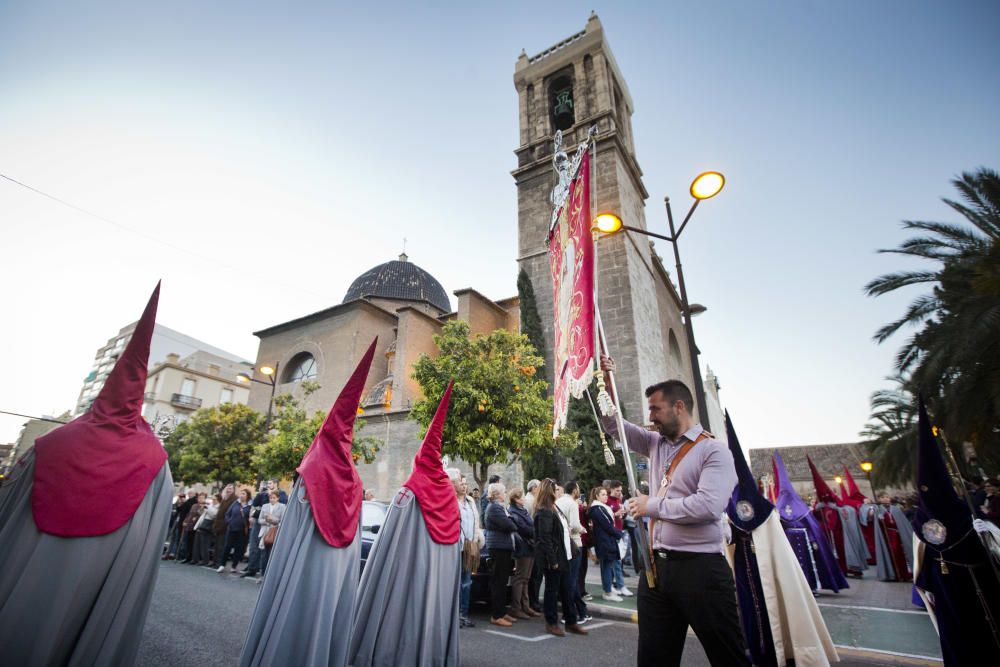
[217,488,251,573]
[589,486,625,602]
[508,487,540,620]
[254,490,285,578]
[484,482,518,627]
[534,479,588,638]
[178,492,206,563]
[449,469,485,628]
[192,494,219,565]
[213,484,236,567]
[556,481,590,623]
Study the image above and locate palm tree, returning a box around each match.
[860,376,917,488]
[865,168,1000,472]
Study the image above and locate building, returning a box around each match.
[6,413,70,469]
[75,322,250,415]
[247,253,520,499]
[513,14,709,428]
[142,350,253,425]
[0,442,15,470]
[749,444,880,501]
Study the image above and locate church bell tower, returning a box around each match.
[513,14,694,422]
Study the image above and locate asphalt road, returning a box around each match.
[138,561,939,666]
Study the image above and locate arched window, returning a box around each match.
[285,353,317,383]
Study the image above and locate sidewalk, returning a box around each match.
[581,565,942,663]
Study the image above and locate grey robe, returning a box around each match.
[861,503,914,581]
[0,449,173,666]
[838,505,870,572]
[240,479,360,667]
[348,488,460,667]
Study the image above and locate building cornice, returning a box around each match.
[253,298,398,338]
[453,288,512,317]
[147,362,249,387]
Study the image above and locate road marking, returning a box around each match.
[481,620,618,642]
[834,644,942,664]
[818,603,929,616]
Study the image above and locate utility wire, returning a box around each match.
[0,172,332,301]
[0,410,69,425]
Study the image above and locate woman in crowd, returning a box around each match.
[256,490,285,577]
[192,494,219,565]
[484,481,518,627]
[534,479,587,637]
[588,485,625,602]
[178,492,206,563]
[508,487,539,620]
[218,488,251,573]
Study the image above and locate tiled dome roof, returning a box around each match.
[343,254,450,313]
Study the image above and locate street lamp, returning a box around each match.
[593,171,725,431]
[860,461,874,499]
[237,361,280,430]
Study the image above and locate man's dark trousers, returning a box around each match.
[637,550,750,667]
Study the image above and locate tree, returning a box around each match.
[252,380,382,480]
[865,168,1000,472]
[164,402,265,486]
[410,320,556,492]
[859,376,918,488]
[565,389,627,495]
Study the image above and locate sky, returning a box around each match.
[1,1,998,450]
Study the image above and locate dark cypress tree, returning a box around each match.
[518,268,560,481]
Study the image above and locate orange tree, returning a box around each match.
[411,320,570,492]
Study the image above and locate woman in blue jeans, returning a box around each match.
[587,486,625,602]
[217,488,251,573]
[533,479,588,637]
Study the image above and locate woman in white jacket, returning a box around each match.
[257,491,286,577]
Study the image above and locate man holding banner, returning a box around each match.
[599,356,748,667]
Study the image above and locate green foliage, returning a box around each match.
[517,268,547,379]
[859,376,918,488]
[164,402,265,486]
[566,390,628,494]
[410,320,555,491]
[865,167,1000,472]
[252,380,382,480]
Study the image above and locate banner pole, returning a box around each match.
[595,306,656,587]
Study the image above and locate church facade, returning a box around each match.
[246,254,521,499]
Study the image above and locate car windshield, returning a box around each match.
[361,501,386,532]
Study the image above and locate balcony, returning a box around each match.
[170,393,202,410]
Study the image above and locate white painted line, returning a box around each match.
[481,630,553,642]
[480,619,619,642]
[834,644,942,662]
[818,603,929,616]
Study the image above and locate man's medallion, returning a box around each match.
[735,500,755,522]
[922,519,947,546]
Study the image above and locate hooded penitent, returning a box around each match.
[860,482,914,582]
[774,453,848,593]
[239,338,378,667]
[726,413,838,667]
[349,381,461,667]
[911,398,1000,666]
[843,466,876,564]
[0,284,174,665]
[809,457,868,577]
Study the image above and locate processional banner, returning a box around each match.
[549,149,594,436]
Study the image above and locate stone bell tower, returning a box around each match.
[513,14,694,422]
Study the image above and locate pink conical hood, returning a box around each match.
[842,466,866,507]
[807,456,841,505]
[403,380,459,544]
[297,338,377,547]
[33,283,169,537]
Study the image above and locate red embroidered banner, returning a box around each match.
[549,151,594,435]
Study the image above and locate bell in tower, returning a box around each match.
[550,75,575,131]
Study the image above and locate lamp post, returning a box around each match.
[593,171,724,431]
[237,362,279,431]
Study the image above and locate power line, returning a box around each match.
[0,410,69,425]
[0,172,333,300]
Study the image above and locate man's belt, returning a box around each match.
[653,549,705,561]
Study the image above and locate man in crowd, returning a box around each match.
[556,480,591,623]
[602,479,632,597]
[242,479,286,578]
[164,488,197,560]
[601,355,748,667]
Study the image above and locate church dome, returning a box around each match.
[343,253,451,313]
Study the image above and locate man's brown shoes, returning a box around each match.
[490,617,513,627]
[545,623,565,636]
[565,623,589,635]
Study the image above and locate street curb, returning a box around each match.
[587,601,637,624]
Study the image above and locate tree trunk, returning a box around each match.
[473,462,488,497]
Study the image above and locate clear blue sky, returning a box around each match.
[1,1,997,449]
